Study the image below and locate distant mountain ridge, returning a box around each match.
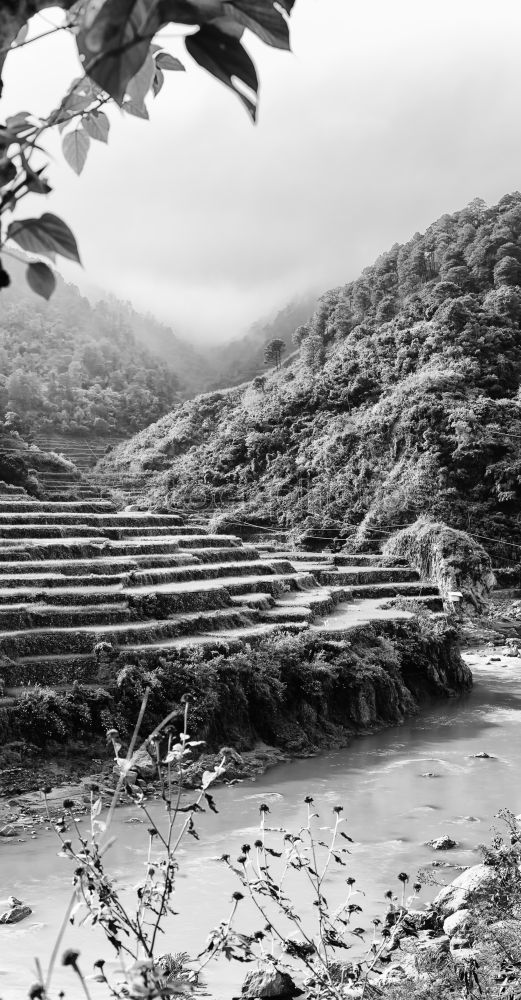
[99,192,521,561]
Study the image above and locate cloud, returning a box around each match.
[4,0,521,341]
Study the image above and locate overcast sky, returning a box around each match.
[4,0,521,343]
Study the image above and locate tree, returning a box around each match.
[0,2,296,298]
[264,338,286,370]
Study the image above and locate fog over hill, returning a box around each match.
[99,193,521,560]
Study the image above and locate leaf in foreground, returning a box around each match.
[7,214,82,264]
[26,262,56,300]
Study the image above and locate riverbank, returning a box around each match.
[3,638,521,1000]
[0,617,469,831]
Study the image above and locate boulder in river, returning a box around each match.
[131,747,157,780]
[435,863,498,915]
[427,835,457,850]
[241,968,300,998]
[0,902,31,924]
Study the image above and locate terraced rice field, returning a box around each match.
[0,494,443,704]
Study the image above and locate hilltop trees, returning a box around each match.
[0,291,180,437]
[264,338,286,370]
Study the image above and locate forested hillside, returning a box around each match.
[204,297,316,389]
[0,262,194,439]
[98,194,521,559]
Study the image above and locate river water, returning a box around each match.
[1,648,521,999]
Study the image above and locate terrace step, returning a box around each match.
[348,581,439,599]
[0,535,242,560]
[0,500,117,513]
[0,603,131,629]
[0,512,184,527]
[0,607,263,657]
[316,567,420,586]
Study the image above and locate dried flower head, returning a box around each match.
[259,803,270,813]
[29,984,44,999]
[232,891,244,902]
[61,948,80,968]
[63,799,74,810]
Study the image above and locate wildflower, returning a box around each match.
[106,729,119,741]
[259,803,270,813]
[254,839,263,849]
[61,949,80,968]
[220,853,230,862]
[88,783,99,793]
[28,984,44,999]
[241,843,251,854]
[384,890,394,900]
[333,805,344,814]
[148,828,158,838]
[63,799,74,810]
[232,891,244,902]
[397,872,409,883]
[253,930,265,941]
[93,960,105,970]
[304,796,314,804]
[42,786,52,796]
[413,883,422,894]
[237,854,247,865]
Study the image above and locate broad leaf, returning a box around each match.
[185,25,258,119]
[126,52,155,102]
[7,214,81,264]
[157,0,224,24]
[62,128,91,175]
[122,99,149,119]
[25,262,56,300]
[77,0,162,104]
[155,51,185,71]
[222,1,290,49]
[152,67,165,96]
[83,110,110,142]
[5,112,33,134]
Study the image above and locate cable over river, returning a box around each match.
[1,647,520,998]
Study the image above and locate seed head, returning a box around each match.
[61,949,80,968]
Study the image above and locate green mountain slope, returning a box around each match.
[98,193,521,560]
[0,261,201,439]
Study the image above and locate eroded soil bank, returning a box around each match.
[0,618,469,828]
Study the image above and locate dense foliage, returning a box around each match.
[0,620,466,748]
[100,194,521,560]
[0,264,181,438]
